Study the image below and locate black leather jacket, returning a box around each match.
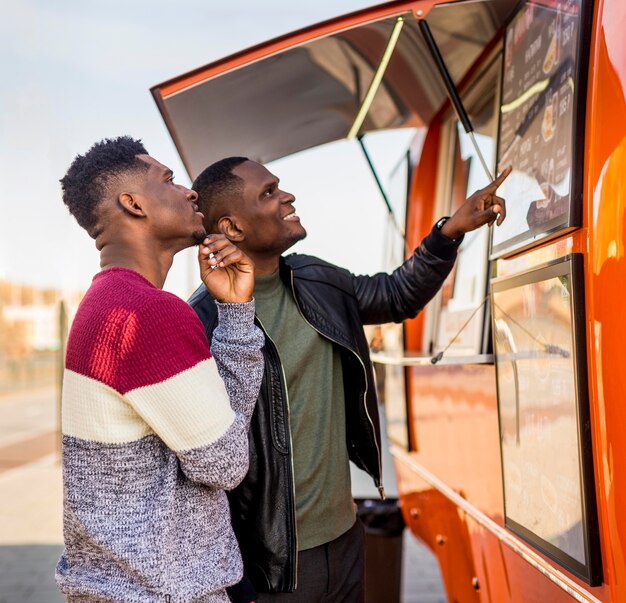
[188,226,460,594]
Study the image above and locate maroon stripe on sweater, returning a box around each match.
[66,267,211,393]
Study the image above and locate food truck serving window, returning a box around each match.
[492,0,593,257]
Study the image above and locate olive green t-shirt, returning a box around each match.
[254,271,355,551]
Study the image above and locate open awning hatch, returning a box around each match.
[151,0,518,180]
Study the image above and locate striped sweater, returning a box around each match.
[55,267,264,603]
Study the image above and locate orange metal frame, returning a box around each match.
[153,1,444,99]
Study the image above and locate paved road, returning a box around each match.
[0,388,447,602]
[0,544,64,603]
[0,386,59,448]
[0,456,447,603]
[0,386,59,476]
[0,529,446,603]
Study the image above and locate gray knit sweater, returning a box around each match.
[55,268,264,602]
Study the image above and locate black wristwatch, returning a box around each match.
[435,216,458,242]
[435,216,450,231]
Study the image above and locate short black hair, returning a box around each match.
[60,136,149,238]
[192,156,249,231]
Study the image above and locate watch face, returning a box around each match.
[437,217,448,230]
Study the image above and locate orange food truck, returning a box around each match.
[151,0,626,600]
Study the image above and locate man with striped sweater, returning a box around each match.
[55,136,264,602]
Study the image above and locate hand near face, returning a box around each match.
[198,235,254,304]
[439,166,512,240]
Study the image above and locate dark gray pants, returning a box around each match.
[258,517,365,603]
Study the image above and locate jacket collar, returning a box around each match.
[278,255,358,351]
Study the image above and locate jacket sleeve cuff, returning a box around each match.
[226,574,257,602]
[421,224,464,261]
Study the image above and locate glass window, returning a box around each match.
[433,67,499,356]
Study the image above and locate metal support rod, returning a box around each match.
[468,131,494,181]
[357,135,410,254]
[347,16,405,139]
[418,19,494,181]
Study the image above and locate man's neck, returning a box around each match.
[99,243,174,289]
[249,254,281,276]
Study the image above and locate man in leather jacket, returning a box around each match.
[189,157,510,602]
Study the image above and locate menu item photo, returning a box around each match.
[542,10,561,74]
[541,92,558,142]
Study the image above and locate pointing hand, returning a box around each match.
[439,166,512,240]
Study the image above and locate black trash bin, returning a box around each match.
[356,498,405,603]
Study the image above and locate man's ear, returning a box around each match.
[118,192,146,217]
[217,216,244,242]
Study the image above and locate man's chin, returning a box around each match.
[192,229,208,245]
[283,228,307,252]
[295,226,307,242]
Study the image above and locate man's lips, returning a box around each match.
[283,209,300,221]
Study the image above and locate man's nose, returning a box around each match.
[281,190,295,203]
[186,189,199,202]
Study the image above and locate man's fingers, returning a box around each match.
[200,237,242,268]
[483,165,512,194]
[491,195,506,223]
[212,247,254,273]
[477,207,501,227]
[200,235,232,256]
[199,234,253,271]
[216,247,244,268]
[484,204,504,227]
[206,243,235,264]
[494,165,512,187]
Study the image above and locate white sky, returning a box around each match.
[0,0,416,298]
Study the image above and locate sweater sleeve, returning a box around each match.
[120,295,264,490]
[210,300,265,420]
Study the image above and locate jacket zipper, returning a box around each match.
[288,271,385,499]
[255,316,299,589]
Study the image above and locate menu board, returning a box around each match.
[491,255,601,584]
[493,1,588,257]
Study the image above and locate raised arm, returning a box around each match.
[355,168,511,324]
[210,303,264,412]
[354,226,460,324]
[121,298,263,491]
[197,233,265,429]
[124,237,263,490]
